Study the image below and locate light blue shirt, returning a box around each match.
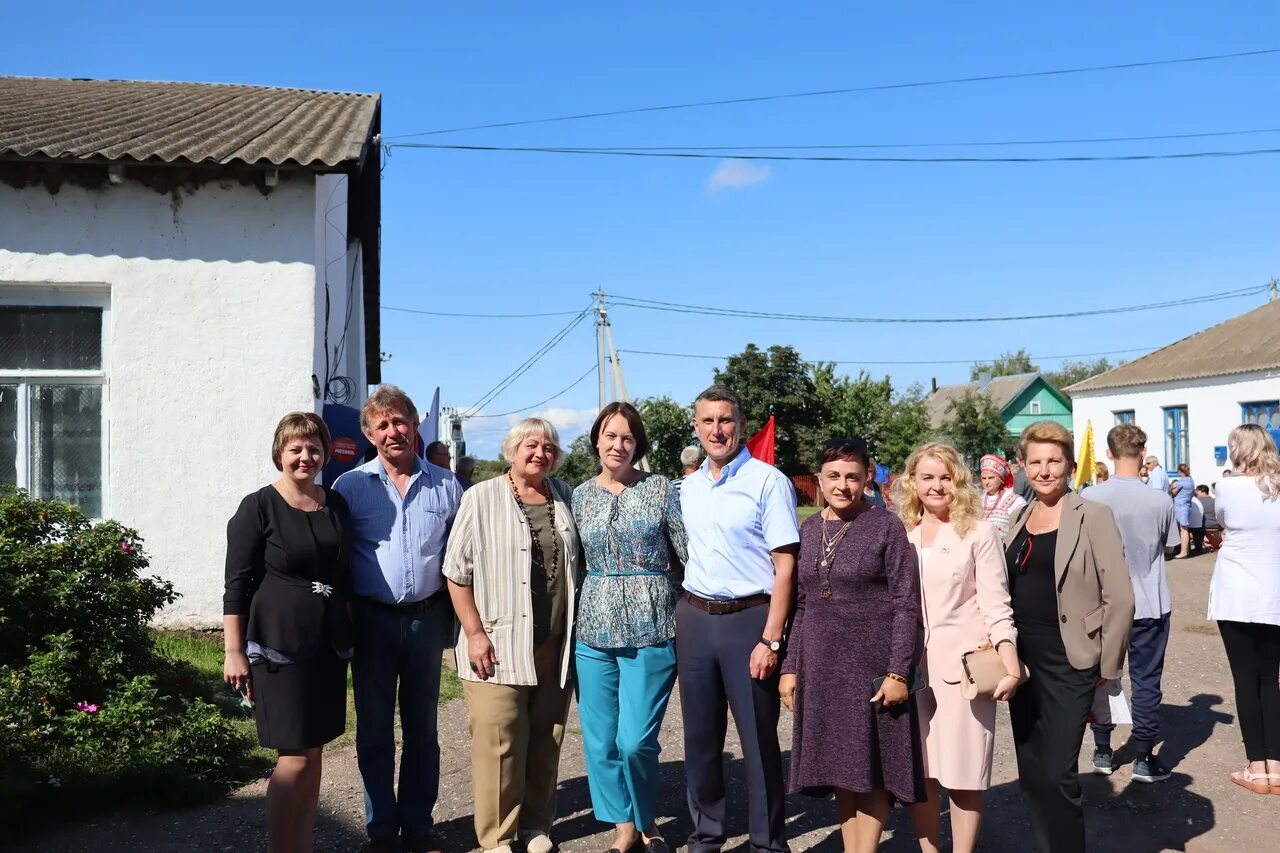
[333,456,463,604]
[679,447,800,599]
[1147,465,1170,493]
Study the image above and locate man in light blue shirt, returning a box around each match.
[678,385,799,853]
[333,385,462,853]
[1145,455,1171,493]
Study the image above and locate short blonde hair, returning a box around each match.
[360,384,418,433]
[1229,423,1280,500]
[501,417,565,472]
[1020,420,1075,465]
[272,412,332,471]
[894,441,980,537]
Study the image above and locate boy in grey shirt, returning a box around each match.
[1083,424,1180,782]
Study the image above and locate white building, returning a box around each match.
[0,76,382,624]
[1069,296,1280,485]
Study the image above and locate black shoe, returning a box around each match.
[1132,752,1172,782]
[1092,747,1115,776]
[360,839,403,853]
[643,839,670,853]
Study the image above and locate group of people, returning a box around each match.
[223,382,1280,853]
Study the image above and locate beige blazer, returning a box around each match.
[908,520,1016,683]
[1005,492,1135,679]
[443,475,582,687]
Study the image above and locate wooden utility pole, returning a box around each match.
[595,289,608,409]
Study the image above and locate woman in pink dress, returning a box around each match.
[896,443,1024,853]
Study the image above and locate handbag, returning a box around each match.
[959,642,1030,700]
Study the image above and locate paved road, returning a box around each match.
[24,552,1274,852]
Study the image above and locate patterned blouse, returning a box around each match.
[572,474,689,649]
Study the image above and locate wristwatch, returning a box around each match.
[760,636,782,652]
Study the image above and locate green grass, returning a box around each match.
[797,505,821,520]
[153,629,465,750]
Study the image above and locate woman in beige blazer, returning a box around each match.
[1004,421,1134,853]
[897,443,1023,853]
[443,417,583,853]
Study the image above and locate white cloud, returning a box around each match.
[529,407,600,442]
[706,159,772,195]
[459,406,600,459]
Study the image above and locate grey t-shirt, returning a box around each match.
[1083,476,1180,619]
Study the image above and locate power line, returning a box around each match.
[482,126,1280,152]
[465,364,597,419]
[384,305,585,318]
[607,284,1268,324]
[387,141,1280,164]
[386,47,1280,138]
[618,346,1157,366]
[461,304,593,417]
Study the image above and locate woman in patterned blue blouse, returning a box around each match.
[573,401,689,853]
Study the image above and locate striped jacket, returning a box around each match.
[443,475,582,687]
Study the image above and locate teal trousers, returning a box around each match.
[574,639,678,829]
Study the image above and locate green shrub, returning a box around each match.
[0,487,254,824]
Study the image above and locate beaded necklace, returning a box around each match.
[508,472,560,583]
[816,509,856,599]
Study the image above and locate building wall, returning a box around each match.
[0,175,325,625]
[1005,381,1073,437]
[1071,370,1280,485]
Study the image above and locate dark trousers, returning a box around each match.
[351,596,451,840]
[1219,620,1280,761]
[1092,613,1170,753]
[1010,623,1099,853]
[676,597,787,853]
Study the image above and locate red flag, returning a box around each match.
[745,415,776,466]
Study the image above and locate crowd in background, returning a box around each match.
[220,383,1280,853]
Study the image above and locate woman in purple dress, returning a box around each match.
[780,439,925,853]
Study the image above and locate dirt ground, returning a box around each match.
[20,551,1276,852]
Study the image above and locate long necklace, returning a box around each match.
[816,510,855,599]
[508,473,560,583]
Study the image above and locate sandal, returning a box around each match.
[1230,768,1274,794]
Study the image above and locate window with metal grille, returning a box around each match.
[0,304,106,517]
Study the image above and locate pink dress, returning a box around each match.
[907,520,1016,790]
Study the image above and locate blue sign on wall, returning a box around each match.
[1214,446,1229,465]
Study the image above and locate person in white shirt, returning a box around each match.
[1208,424,1280,795]
[1144,456,1170,493]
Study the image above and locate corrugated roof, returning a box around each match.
[1069,298,1280,393]
[0,76,379,170]
[925,372,1043,428]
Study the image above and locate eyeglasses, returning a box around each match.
[1015,534,1035,575]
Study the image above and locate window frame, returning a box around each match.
[1241,400,1280,429]
[1114,410,1136,425]
[1029,400,1042,415]
[0,286,110,518]
[1162,405,1189,470]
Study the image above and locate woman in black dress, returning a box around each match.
[779,439,924,853]
[224,412,353,853]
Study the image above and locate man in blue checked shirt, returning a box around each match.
[334,385,462,853]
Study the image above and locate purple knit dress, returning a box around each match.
[781,507,926,804]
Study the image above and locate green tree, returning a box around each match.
[939,389,1012,466]
[713,344,818,474]
[1045,357,1121,395]
[471,458,507,483]
[637,395,693,479]
[878,383,931,470]
[555,433,599,486]
[796,366,896,471]
[970,348,1038,381]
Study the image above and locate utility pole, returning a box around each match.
[595,289,608,409]
[1270,278,1278,302]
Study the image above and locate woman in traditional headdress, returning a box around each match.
[978,454,1027,537]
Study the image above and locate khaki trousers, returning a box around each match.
[463,640,571,850]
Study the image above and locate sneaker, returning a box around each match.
[1092,747,1115,775]
[1132,752,1172,783]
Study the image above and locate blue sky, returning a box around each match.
[8,3,1280,457]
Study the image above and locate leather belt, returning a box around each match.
[355,588,448,614]
[683,591,771,615]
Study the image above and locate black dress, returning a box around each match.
[224,486,353,750]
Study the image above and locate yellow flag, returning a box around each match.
[1074,420,1095,491]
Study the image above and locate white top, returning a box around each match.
[1207,475,1280,625]
[680,447,800,599]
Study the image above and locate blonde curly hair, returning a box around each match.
[894,441,981,536]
